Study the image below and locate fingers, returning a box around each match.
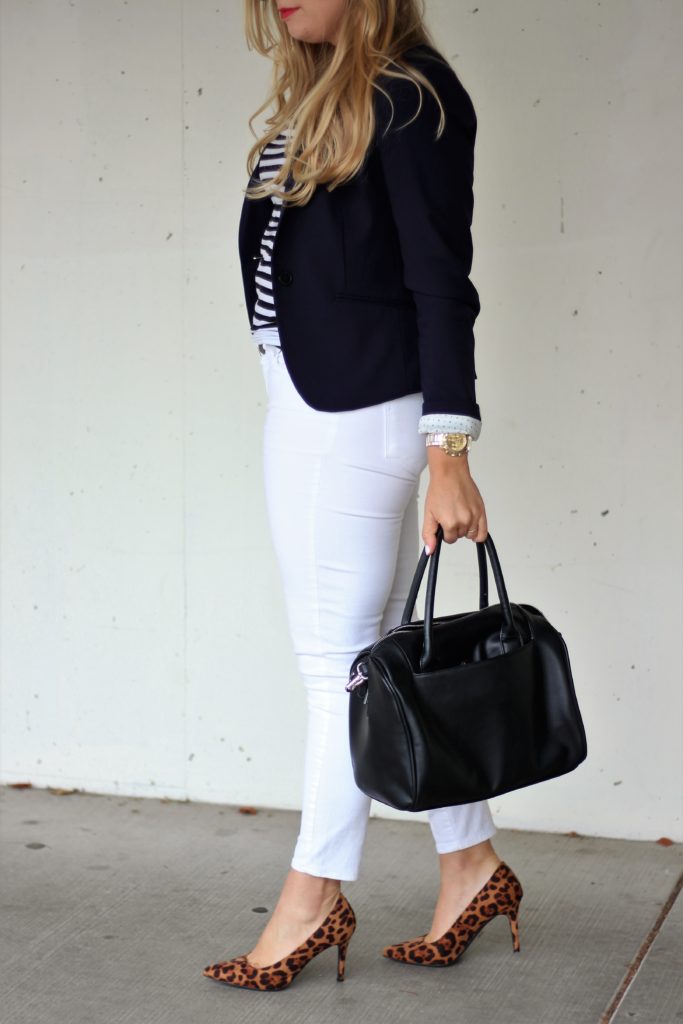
[471,515,488,543]
[423,511,488,549]
[422,507,440,556]
[422,473,488,551]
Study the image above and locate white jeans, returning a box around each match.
[258,343,496,881]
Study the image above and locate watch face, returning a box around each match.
[443,434,468,453]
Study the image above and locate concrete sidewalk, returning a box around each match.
[1,784,681,1024]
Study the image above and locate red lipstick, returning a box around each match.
[279,7,300,18]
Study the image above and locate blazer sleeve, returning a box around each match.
[374,57,482,422]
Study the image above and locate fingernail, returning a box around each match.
[424,544,430,555]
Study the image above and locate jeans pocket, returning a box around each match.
[383,394,427,468]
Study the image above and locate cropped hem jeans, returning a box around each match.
[258,342,496,882]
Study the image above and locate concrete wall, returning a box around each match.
[1,0,681,842]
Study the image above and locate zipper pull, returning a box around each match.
[345,660,368,692]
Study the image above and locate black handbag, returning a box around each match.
[346,525,587,812]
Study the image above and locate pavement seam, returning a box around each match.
[598,866,683,1023]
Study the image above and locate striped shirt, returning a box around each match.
[249,128,481,439]
[250,129,293,346]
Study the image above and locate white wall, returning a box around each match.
[1,0,681,842]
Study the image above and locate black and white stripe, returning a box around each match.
[251,129,293,340]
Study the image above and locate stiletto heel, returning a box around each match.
[336,939,349,982]
[202,891,357,991]
[381,861,524,968]
[508,909,521,952]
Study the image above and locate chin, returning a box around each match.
[288,31,325,43]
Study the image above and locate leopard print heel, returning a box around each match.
[202,891,357,991]
[381,860,523,967]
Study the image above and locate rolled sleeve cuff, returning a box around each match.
[418,413,481,440]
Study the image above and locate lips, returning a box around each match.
[279,6,300,17]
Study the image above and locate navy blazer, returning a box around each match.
[237,43,481,421]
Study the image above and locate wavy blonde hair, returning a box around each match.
[243,0,448,206]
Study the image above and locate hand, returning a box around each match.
[422,448,488,555]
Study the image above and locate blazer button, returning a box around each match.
[277,270,294,286]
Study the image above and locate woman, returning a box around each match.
[203,0,524,992]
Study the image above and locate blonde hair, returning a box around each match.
[243,0,448,207]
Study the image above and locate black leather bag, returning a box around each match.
[346,525,587,812]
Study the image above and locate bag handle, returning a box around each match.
[402,529,489,624]
[400,525,522,672]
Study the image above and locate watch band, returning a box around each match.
[425,431,472,456]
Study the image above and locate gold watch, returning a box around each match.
[425,431,472,456]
